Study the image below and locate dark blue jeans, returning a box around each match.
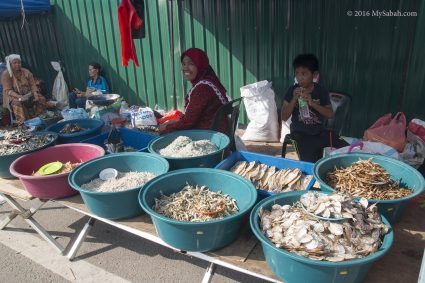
[68,92,87,108]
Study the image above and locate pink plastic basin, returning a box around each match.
[10,143,105,199]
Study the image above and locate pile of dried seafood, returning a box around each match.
[325,159,412,200]
[158,136,218,158]
[33,161,82,176]
[0,130,56,155]
[81,171,156,192]
[59,123,86,134]
[136,125,159,134]
[230,161,312,192]
[154,184,239,222]
[260,192,390,262]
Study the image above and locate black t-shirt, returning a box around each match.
[284,83,331,135]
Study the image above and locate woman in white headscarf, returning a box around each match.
[1,54,47,124]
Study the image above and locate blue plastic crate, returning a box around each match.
[215,151,316,200]
[80,128,157,153]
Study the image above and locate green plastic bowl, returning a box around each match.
[314,153,425,223]
[0,131,58,179]
[68,152,169,220]
[139,168,257,252]
[147,130,230,170]
[250,191,394,283]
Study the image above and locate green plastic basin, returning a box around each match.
[314,153,425,223]
[250,191,394,283]
[139,168,257,252]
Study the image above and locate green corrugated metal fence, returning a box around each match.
[1,0,424,137]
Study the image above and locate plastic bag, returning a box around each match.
[157,110,183,124]
[240,81,279,141]
[61,108,89,120]
[399,130,425,168]
[51,61,68,108]
[363,112,406,152]
[407,119,425,142]
[280,117,292,143]
[130,106,158,127]
[326,141,399,159]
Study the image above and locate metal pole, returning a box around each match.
[169,0,177,109]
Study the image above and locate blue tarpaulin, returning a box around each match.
[0,0,50,18]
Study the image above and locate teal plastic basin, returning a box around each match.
[47,118,104,144]
[147,130,230,170]
[139,168,257,252]
[0,131,58,179]
[250,191,394,283]
[314,153,425,223]
[68,152,169,220]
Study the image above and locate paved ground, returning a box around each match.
[0,134,423,283]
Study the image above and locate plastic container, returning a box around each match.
[147,130,230,170]
[46,118,104,144]
[139,168,257,252]
[10,143,105,199]
[81,128,156,153]
[250,191,394,283]
[314,153,425,223]
[215,151,316,201]
[0,131,58,179]
[68,152,169,220]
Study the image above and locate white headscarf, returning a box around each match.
[5,54,21,77]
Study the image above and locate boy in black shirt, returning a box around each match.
[281,54,347,162]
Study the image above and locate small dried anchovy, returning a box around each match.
[325,158,412,200]
[0,130,56,155]
[153,184,239,222]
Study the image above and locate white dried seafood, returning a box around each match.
[158,136,218,158]
[153,184,239,222]
[0,129,56,155]
[230,161,312,192]
[81,171,155,192]
[326,158,412,200]
[259,192,390,262]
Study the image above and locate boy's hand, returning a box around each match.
[292,87,302,101]
[301,92,313,105]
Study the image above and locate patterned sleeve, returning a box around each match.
[162,85,212,134]
[26,70,39,95]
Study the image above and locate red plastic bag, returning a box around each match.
[363,112,407,152]
[157,110,183,124]
[407,119,425,142]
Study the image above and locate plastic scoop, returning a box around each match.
[99,168,118,181]
[37,161,64,176]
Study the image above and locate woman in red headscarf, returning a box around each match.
[159,48,229,134]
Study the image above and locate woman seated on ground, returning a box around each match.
[68,62,109,108]
[1,54,47,125]
[159,48,229,134]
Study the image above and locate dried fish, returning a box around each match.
[260,192,390,262]
[158,136,218,158]
[153,184,239,222]
[81,171,156,192]
[325,158,412,200]
[229,161,313,192]
[0,129,56,155]
[59,123,85,134]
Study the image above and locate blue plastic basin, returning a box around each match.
[314,153,425,223]
[0,131,58,179]
[46,118,104,144]
[215,150,316,201]
[81,128,156,153]
[250,191,394,283]
[139,168,257,252]
[147,130,230,170]
[68,152,169,220]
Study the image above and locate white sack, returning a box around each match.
[51,61,68,108]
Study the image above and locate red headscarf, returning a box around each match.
[181,48,227,96]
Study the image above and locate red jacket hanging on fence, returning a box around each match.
[118,0,142,66]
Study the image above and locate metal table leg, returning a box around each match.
[0,193,64,254]
[67,217,96,261]
[202,262,217,283]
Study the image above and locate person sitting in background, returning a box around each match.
[1,54,47,125]
[68,62,109,108]
[159,48,229,134]
[281,54,347,162]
